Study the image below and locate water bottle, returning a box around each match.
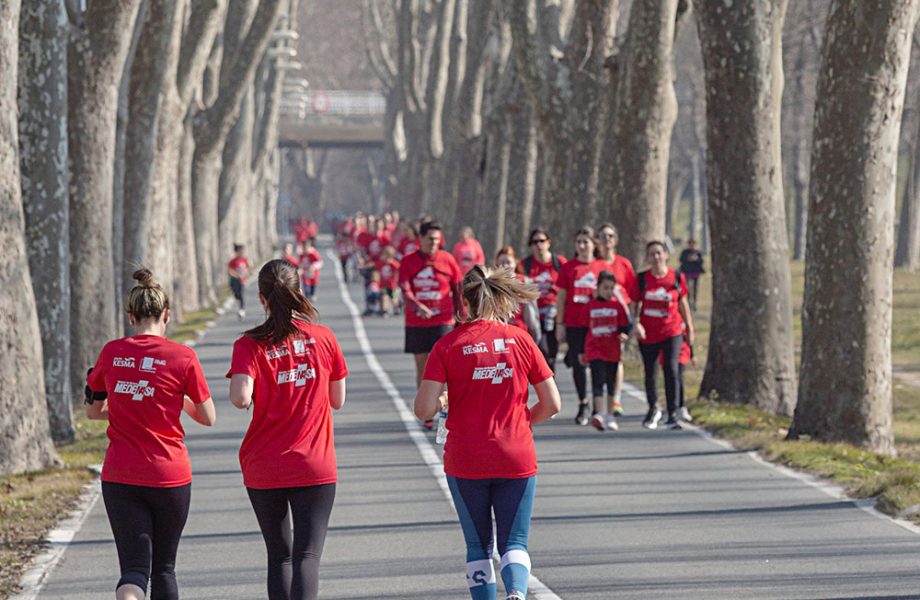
[436,410,449,444]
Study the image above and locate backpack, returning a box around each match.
[523,253,561,275]
[638,269,682,298]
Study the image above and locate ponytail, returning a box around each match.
[462,265,539,322]
[126,267,169,321]
[245,259,319,344]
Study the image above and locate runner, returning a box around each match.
[228,259,348,600]
[414,265,561,600]
[581,271,631,432]
[282,242,300,269]
[85,268,216,600]
[228,243,251,319]
[452,226,486,274]
[375,245,401,317]
[495,247,540,342]
[519,228,567,371]
[334,233,354,283]
[678,238,705,311]
[629,241,695,430]
[299,237,323,300]
[660,323,694,423]
[555,226,605,425]
[594,223,637,416]
[398,221,463,430]
[396,221,420,258]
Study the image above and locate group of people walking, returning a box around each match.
[85,209,698,600]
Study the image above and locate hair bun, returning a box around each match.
[132,268,157,288]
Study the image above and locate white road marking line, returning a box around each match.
[329,250,563,600]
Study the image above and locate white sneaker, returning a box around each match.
[642,408,662,430]
[591,413,606,432]
[680,407,693,422]
[605,414,619,431]
[237,309,245,319]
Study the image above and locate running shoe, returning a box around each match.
[574,403,590,426]
[237,309,245,320]
[591,413,606,431]
[507,594,525,600]
[666,415,683,431]
[642,407,662,430]
[612,399,624,416]
[605,414,619,431]
[679,406,693,422]
[422,419,435,431]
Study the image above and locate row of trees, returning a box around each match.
[365,0,920,454]
[2,0,297,475]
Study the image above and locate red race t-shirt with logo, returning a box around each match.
[555,258,606,327]
[367,232,392,261]
[584,296,631,363]
[398,249,462,327]
[629,269,688,344]
[300,248,323,286]
[375,258,400,291]
[598,254,637,304]
[423,320,554,479]
[87,335,211,487]
[452,239,485,274]
[228,256,250,284]
[520,254,567,309]
[397,237,419,259]
[227,321,348,489]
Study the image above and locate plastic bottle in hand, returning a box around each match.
[436,410,448,444]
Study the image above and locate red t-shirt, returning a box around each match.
[87,335,211,487]
[452,239,485,274]
[336,239,351,260]
[520,254,567,309]
[300,248,323,285]
[398,249,463,327]
[597,254,637,304]
[397,237,419,258]
[375,258,400,290]
[629,269,688,344]
[556,258,606,327]
[229,256,250,284]
[584,296,631,363]
[356,231,374,252]
[227,321,348,489]
[423,320,554,479]
[366,232,392,261]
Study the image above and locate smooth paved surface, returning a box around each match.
[38,249,920,599]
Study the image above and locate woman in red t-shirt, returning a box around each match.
[629,241,695,431]
[86,269,216,600]
[452,225,486,274]
[554,226,605,425]
[228,260,348,600]
[415,266,561,600]
[495,246,540,342]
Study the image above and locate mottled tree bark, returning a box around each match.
[895,53,920,271]
[609,0,679,265]
[696,0,797,415]
[174,117,199,311]
[792,0,920,453]
[19,0,74,443]
[68,0,142,400]
[1,0,60,474]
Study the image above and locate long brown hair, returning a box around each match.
[245,259,319,344]
[462,265,539,322]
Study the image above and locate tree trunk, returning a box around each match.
[505,80,539,254]
[1,0,60,474]
[895,97,920,271]
[173,116,200,312]
[609,0,679,265]
[791,32,810,261]
[68,0,142,399]
[696,0,797,415]
[791,0,920,454]
[666,167,689,238]
[19,0,74,444]
[688,150,703,243]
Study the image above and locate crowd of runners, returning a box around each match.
[83,209,700,600]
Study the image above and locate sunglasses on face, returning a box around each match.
[530,238,549,245]
[599,232,616,239]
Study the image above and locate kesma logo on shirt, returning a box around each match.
[113,357,136,368]
[277,363,317,387]
[462,342,489,355]
[114,379,155,401]
[472,362,514,384]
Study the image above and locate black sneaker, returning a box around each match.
[574,403,590,426]
[642,407,662,429]
[666,415,683,431]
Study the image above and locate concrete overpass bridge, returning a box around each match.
[278,90,385,148]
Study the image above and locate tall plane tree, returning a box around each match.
[1,0,60,474]
[792,0,920,453]
[696,0,797,415]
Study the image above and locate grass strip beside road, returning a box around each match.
[0,295,228,600]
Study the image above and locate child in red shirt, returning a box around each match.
[375,245,401,317]
[299,237,323,299]
[228,243,251,319]
[228,259,348,600]
[579,271,631,431]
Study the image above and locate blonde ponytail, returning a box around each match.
[462,265,539,322]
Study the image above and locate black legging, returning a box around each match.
[564,326,588,401]
[538,321,560,372]
[101,481,191,600]
[230,277,244,308]
[247,483,336,600]
[639,334,683,417]
[590,359,618,398]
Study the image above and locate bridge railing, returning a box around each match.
[280,91,386,119]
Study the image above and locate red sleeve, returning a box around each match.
[86,344,110,392]
[421,341,447,383]
[398,256,413,284]
[226,337,259,379]
[526,336,554,384]
[628,272,641,304]
[557,255,568,265]
[183,353,212,404]
[329,335,349,381]
[623,263,637,298]
[678,272,688,299]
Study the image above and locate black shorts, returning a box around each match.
[405,324,452,354]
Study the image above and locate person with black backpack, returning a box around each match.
[520,228,567,371]
[628,241,695,430]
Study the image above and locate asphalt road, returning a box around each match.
[34,250,920,599]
